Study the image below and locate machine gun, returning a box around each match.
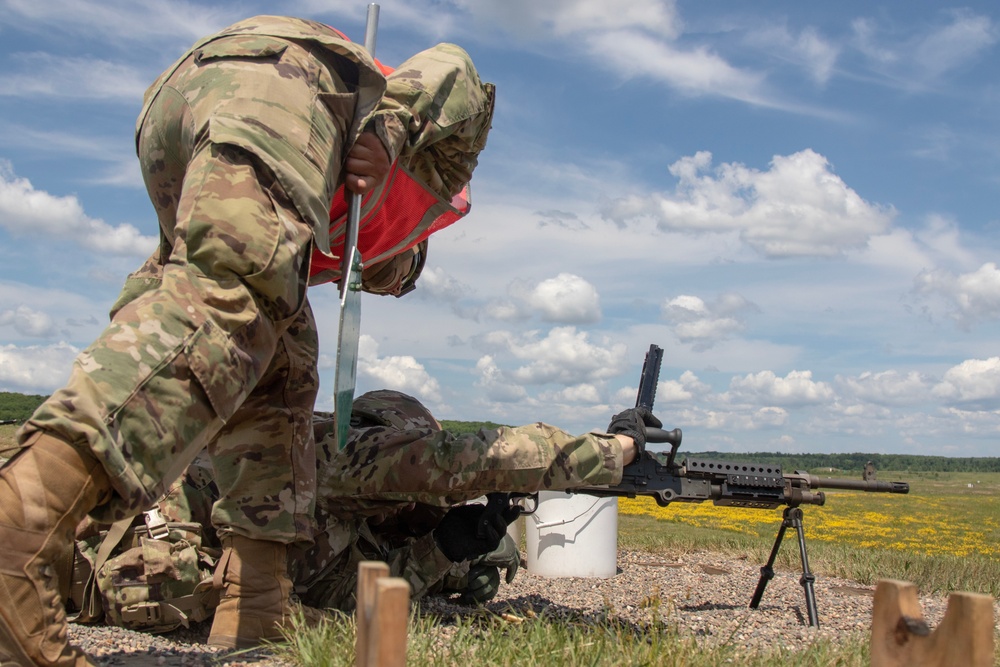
[568,343,910,627]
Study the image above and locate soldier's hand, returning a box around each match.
[435,503,520,563]
[457,534,521,604]
[345,131,391,194]
[607,407,662,451]
[458,564,500,605]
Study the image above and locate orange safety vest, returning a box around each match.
[308,53,471,285]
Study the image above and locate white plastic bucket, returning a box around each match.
[525,491,618,578]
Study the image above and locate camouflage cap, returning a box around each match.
[350,389,441,431]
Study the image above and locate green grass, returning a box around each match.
[274,608,872,667]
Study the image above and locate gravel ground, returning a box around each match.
[69,548,996,665]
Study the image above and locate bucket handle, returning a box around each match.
[530,496,609,530]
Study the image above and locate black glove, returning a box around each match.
[607,406,662,451]
[434,503,521,563]
[457,534,521,605]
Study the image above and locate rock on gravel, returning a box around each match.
[69,548,993,665]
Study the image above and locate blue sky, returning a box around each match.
[1,1,999,456]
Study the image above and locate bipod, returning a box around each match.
[748,506,819,627]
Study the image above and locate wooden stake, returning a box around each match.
[368,578,410,667]
[356,561,389,667]
[355,561,410,667]
[871,579,995,667]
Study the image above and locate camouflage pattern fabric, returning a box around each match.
[288,390,623,610]
[375,43,496,203]
[15,17,496,543]
[70,453,221,633]
[16,16,382,542]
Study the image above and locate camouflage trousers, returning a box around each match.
[290,407,623,609]
[16,35,363,542]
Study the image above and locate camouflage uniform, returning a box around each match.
[16,16,495,545]
[288,390,623,610]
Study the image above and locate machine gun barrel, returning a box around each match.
[788,473,909,494]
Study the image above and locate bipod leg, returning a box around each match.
[748,507,819,627]
[749,508,789,611]
[789,507,819,628]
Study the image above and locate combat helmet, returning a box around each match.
[350,389,441,431]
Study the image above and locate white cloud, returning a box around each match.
[487,273,601,324]
[357,334,443,403]
[0,342,79,393]
[836,370,932,407]
[0,161,156,257]
[687,405,790,431]
[474,354,527,403]
[0,306,56,338]
[913,10,998,80]
[527,274,601,323]
[454,0,680,38]
[658,370,711,403]
[745,25,840,85]
[851,10,998,89]
[913,262,1000,329]
[539,383,603,405]
[0,0,229,46]
[505,327,627,385]
[587,30,770,106]
[932,357,1000,409]
[0,53,148,100]
[663,292,757,350]
[604,149,895,258]
[476,327,627,387]
[727,369,835,406]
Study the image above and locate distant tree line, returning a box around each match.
[0,392,47,423]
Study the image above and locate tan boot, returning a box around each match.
[0,433,112,667]
[208,535,297,649]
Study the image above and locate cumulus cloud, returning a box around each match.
[836,370,932,406]
[604,150,895,258]
[474,354,528,403]
[663,292,758,350]
[913,262,1000,329]
[658,370,711,403]
[0,161,156,256]
[691,405,790,431]
[0,342,79,393]
[507,328,626,385]
[727,369,835,406]
[357,335,442,403]
[476,326,627,387]
[0,306,56,338]
[416,267,473,303]
[488,273,601,324]
[932,357,1000,409]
